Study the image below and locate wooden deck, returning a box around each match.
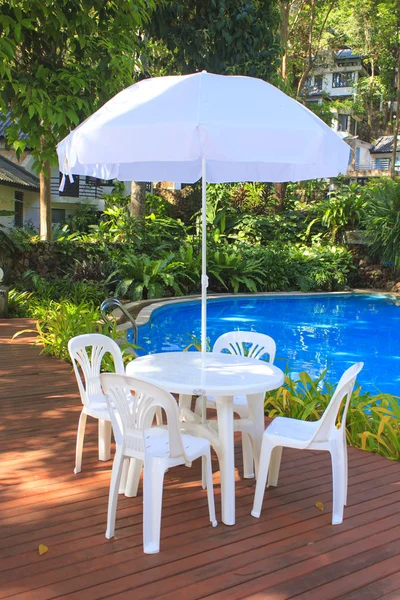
[1,319,400,600]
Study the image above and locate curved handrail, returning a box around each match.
[101,298,138,345]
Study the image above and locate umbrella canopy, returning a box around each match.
[57,71,350,353]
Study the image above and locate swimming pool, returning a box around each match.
[134,293,400,396]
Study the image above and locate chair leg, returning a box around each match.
[200,396,207,489]
[203,447,218,527]
[119,457,130,494]
[125,458,143,497]
[267,446,283,487]
[105,447,125,539]
[194,396,202,417]
[343,438,348,505]
[242,433,255,479]
[98,419,112,461]
[201,455,207,490]
[251,438,274,518]
[330,440,346,525]
[155,407,163,426]
[143,459,165,554]
[74,410,87,474]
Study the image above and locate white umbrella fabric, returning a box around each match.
[57,71,350,354]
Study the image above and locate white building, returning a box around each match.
[306,50,400,181]
[305,49,369,138]
[0,114,130,230]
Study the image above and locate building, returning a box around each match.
[306,50,400,182]
[0,114,130,230]
[305,49,369,138]
[345,135,400,180]
[0,155,40,229]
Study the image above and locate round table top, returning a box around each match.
[126,351,284,396]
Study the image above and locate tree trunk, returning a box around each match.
[274,182,287,212]
[280,0,290,82]
[296,0,316,98]
[39,161,52,241]
[130,181,147,217]
[390,42,400,179]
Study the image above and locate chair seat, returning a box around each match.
[126,426,210,461]
[266,416,319,443]
[84,393,110,420]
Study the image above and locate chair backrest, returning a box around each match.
[312,362,364,444]
[68,334,125,408]
[213,331,276,363]
[100,373,187,460]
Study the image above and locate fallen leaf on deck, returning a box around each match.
[38,544,48,556]
[315,501,324,511]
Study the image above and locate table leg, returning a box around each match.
[246,392,266,477]
[178,394,192,412]
[215,395,235,526]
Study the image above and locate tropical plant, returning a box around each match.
[116,252,184,300]
[287,244,354,292]
[265,370,400,461]
[13,300,138,363]
[7,288,34,317]
[363,179,400,266]
[13,301,106,361]
[144,212,188,253]
[69,203,99,233]
[208,248,265,293]
[306,184,365,242]
[91,205,140,245]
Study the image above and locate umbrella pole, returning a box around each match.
[201,158,208,359]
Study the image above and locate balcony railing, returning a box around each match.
[50,177,104,200]
[354,159,392,171]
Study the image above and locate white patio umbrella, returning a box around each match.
[57,71,350,355]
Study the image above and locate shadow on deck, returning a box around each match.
[1,319,400,600]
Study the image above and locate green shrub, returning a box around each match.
[69,203,100,233]
[14,301,106,361]
[306,183,365,243]
[207,247,265,293]
[116,252,185,300]
[287,244,354,292]
[363,179,400,266]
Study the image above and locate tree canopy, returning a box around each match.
[0,0,156,168]
[142,0,281,81]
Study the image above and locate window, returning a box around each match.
[59,172,79,197]
[337,114,349,132]
[314,76,323,91]
[85,176,114,186]
[332,72,356,88]
[52,208,66,224]
[14,191,23,227]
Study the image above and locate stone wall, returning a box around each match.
[6,241,110,282]
[350,246,400,292]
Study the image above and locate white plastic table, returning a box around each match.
[126,352,284,526]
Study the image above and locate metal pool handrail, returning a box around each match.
[100,298,138,345]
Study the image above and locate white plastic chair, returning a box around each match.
[68,333,125,474]
[195,331,276,478]
[251,362,364,525]
[100,373,217,554]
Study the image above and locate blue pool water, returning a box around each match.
[134,293,400,396]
